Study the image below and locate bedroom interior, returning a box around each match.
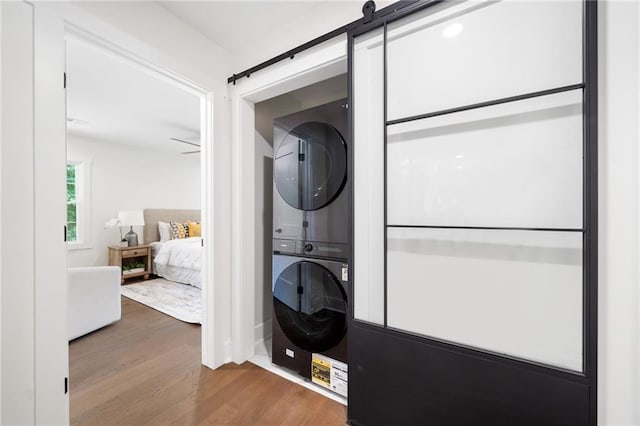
[65,25,206,413]
[120,208,203,323]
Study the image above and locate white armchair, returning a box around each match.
[68,266,121,340]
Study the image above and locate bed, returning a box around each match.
[143,209,202,288]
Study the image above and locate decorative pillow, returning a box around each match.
[169,221,189,239]
[158,221,171,242]
[187,220,201,237]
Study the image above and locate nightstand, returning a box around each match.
[108,245,152,285]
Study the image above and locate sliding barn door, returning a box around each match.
[348,1,597,424]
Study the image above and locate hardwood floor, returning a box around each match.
[70,297,347,425]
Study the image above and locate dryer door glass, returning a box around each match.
[274,122,347,211]
[273,261,347,352]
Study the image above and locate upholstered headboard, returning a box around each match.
[143,209,201,243]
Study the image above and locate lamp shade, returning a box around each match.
[117,210,145,227]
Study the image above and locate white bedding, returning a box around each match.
[151,237,202,288]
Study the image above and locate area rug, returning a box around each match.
[121,278,201,324]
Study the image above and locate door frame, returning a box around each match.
[230,35,348,362]
[346,1,598,424]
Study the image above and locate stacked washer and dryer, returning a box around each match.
[271,99,349,397]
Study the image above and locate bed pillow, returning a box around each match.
[169,221,189,239]
[158,221,172,242]
[187,220,201,237]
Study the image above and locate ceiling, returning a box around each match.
[66,1,391,152]
[66,37,201,154]
[159,1,392,70]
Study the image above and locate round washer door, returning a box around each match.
[274,122,347,211]
[273,261,347,353]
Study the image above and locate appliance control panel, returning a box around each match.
[303,241,348,259]
[273,239,348,260]
[272,239,303,255]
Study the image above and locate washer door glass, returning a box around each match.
[274,122,347,211]
[273,261,347,353]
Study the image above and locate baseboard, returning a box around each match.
[224,339,232,364]
[254,320,273,353]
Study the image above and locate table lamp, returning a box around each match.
[118,210,145,247]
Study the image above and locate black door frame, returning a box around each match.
[347,1,597,424]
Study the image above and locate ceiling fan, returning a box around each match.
[170,137,200,155]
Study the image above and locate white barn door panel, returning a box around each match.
[353,0,587,373]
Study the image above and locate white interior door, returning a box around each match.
[1,2,69,424]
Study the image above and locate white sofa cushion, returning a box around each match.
[68,266,121,340]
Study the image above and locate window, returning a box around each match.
[66,163,79,242]
[66,160,91,248]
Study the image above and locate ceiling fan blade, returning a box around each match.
[180,150,201,155]
[170,137,201,148]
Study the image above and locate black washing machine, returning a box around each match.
[272,98,349,259]
[272,253,348,396]
[271,98,350,397]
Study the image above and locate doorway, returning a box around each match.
[229,34,349,367]
[64,22,216,419]
[246,75,349,404]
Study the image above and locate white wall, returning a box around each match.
[67,135,200,267]
[231,4,366,72]
[253,129,273,350]
[252,74,347,349]
[0,4,3,420]
[1,3,36,424]
[599,1,640,425]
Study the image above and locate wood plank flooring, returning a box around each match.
[70,297,347,425]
